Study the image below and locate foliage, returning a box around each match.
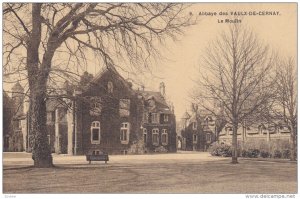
[209,140,292,159]
[273,150,282,159]
[208,142,232,157]
[242,149,260,158]
[154,146,168,153]
[260,150,271,158]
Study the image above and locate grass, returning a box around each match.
[3,152,297,193]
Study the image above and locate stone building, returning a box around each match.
[5,66,177,155]
[180,105,216,151]
[3,82,27,152]
[218,121,291,145]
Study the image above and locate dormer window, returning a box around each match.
[119,99,130,117]
[108,81,113,93]
[164,114,169,122]
[89,97,102,116]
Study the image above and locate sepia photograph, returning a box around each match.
[2,1,298,197]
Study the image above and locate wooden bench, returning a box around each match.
[86,151,109,164]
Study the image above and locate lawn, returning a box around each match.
[3,152,297,193]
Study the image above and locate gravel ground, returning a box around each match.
[3,151,297,193]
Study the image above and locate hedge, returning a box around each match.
[208,139,292,159]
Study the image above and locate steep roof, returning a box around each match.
[138,90,172,114]
[84,65,134,95]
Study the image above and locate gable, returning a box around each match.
[83,67,135,97]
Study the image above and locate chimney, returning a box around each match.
[159,82,165,97]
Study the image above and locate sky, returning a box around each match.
[116,3,297,120]
[3,3,297,121]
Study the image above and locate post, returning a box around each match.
[74,99,77,155]
[267,124,270,142]
[73,88,82,155]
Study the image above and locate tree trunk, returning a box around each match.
[290,125,297,161]
[26,3,53,167]
[231,122,238,164]
[30,83,53,168]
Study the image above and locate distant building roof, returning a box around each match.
[181,111,191,119]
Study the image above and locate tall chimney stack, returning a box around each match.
[159,82,165,98]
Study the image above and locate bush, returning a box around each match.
[260,150,271,158]
[154,146,168,153]
[208,142,232,157]
[241,149,260,158]
[282,149,291,159]
[210,139,291,159]
[241,139,291,159]
[248,149,260,158]
[273,150,282,158]
[221,145,232,157]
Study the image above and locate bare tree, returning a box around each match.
[3,3,195,167]
[192,24,276,163]
[275,58,297,161]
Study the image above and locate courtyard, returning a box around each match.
[3,151,297,193]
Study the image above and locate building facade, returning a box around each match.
[4,67,177,155]
[180,106,216,151]
[218,121,291,145]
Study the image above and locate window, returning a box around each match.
[120,122,130,144]
[108,81,113,93]
[119,99,130,117]
[47,135,51,145]
[90,97,102,116]
[192,122,197,130]
[164,114,169,122]
[91,121,100,144]
[47,112,55,123]
[143,128,147,144]
[161,129,168,145]
[206,133,211,143]
[152,128,159,146]
[151,113,159,124]
[193,134,198,143]
[143,112,149,123]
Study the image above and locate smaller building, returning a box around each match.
[218,121,291,145]
[3,82,27,152]
[180,105,216,151]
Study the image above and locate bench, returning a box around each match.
[86,151,109,164]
